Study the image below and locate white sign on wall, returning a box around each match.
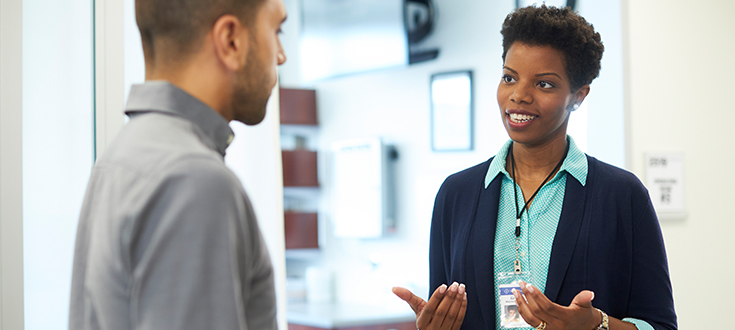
[645,152,686,220]
[331,138,385,238]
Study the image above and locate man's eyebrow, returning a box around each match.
[281,15,287,24]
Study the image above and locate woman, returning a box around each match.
[395,5,677,330]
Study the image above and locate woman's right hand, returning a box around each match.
[392,282,467,330]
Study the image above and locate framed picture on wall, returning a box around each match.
[430,70,473,151]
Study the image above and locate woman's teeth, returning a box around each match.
[509,113,537,123]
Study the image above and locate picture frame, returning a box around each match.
[430,70,473,151]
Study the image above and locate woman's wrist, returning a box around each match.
[592,308,609,330]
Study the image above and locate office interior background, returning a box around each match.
[1,0,734,329]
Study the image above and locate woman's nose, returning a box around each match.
[510,84,533,104]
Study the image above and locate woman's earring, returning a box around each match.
[572,104,580,111]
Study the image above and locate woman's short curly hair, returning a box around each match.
[501,5,604,91]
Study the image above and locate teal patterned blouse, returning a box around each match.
[484,136,652,330]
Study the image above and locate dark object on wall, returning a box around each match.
[405,0,433,43]
[284,212,319,249]
[404,0,440,64]
[516,0,576,9]
[280,88,317,125]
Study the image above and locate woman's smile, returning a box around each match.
[505,109,539,128]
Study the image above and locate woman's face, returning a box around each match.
[497,42,587,147]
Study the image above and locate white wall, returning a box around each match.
[22,1,94,329]
[576,0,626,166]
[1,0,125,327]
[96,0,126,155]
[225,87,288,330]
[280,0,626,306]
[624,0,735,328]
[124,0,144,105]
[0,0,26,327]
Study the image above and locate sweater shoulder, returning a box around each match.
[587,156,651,205]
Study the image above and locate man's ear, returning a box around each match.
[211,15,250,72]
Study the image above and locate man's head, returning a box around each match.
[136,0,287,125]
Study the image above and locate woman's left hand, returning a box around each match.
[513,281,600,330]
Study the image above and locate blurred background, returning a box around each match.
[1,0,733,329]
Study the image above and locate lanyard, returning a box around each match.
[509,139,570,274]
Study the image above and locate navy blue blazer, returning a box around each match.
[429,155,677,330]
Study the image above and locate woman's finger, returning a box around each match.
[449,288,468,330]
[438,283,465,329]
[416,283,448,329]
[520,282,564,325]
[431,282,459,328]
[513,288,542,328]
[392,286,426,315]
[569,290,595,309]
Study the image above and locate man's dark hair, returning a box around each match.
[136,0,266,62]
[501,5,604,91]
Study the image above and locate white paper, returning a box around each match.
[645,152,686,219]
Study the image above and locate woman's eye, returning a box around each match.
[538,81,554,89]
[502,75,516,83]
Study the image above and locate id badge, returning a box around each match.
[497,272,532,329]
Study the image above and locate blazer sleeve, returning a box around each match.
[628,190,678,330]
[429,180,450,298]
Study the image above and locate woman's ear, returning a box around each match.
[570,84,591,110]
[211,15,250,72]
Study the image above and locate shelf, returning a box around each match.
[280,89,320,251]
[282,150,319,187]
[280,88,318,125]
[285,212,319,249]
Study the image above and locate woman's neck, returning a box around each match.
[507,134,568,182]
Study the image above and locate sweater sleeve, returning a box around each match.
[429,180,450,298]
[627,189,677,330]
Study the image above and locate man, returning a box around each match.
[69,0,287,328]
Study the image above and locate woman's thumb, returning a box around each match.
[571,290,595,308]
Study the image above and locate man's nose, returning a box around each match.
[277,49,287,66]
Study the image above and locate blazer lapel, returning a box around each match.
[469,175,501,328]
[544,161,591,302]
